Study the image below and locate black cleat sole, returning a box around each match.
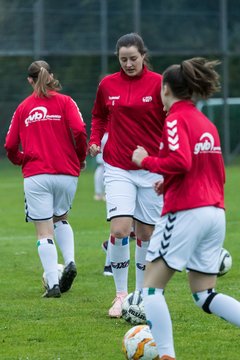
[59,262,77,293]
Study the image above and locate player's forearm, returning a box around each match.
[142,155,191,175]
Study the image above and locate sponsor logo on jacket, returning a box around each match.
[142,96,152,102]
[25,106,61,127]
[194,132,222,154]
[109,96,120,106]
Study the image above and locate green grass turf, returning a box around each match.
[0,158,239,360]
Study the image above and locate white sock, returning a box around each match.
[54,220,75,266]
[105,240,111,267]
[135,239,149,291]
[194,289,240,326]
[142,287,176,358]
[37,238,58,289]
[210,294,240,326]
[109,235,130,293]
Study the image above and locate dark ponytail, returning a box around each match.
[163,57,221,100]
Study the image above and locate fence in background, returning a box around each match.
[0,0,239,163]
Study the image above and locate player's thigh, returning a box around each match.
[24,175,54,221]
[53,175,78,217]
[188,271,217,293]
[135,171,163,225]
[144,258,175,289]
[134,221,155,241]
[104,164,137,220]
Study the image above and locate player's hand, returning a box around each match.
[88,144,101,157]
[132,146,148,167]
[80,160,87,171]
[154,180,164,195]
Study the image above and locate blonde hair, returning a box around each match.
[28,60,62,97]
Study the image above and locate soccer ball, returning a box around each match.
[218,248,232,277]
[122,291,146,325]
[42,263,65,289]
[122,325,159,360]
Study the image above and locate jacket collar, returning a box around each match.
[169,100,195,114]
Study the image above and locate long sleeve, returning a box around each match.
[4,110,24,165]
[142,117,192,175]
[141,100,225,215]
[66,98,87,163]
[89,83,109,147]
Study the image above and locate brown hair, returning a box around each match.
[28,60,62,97]
[163,57,221,100]
[115,33,150,66]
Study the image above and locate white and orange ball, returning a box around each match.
[123,325,159,360]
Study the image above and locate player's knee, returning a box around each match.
[192,289,218,314]
[53,214,68,223]
[111,228,130,239]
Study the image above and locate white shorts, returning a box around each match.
[146,207,226,274]
[104,163,163,225]
[24,174,78,222]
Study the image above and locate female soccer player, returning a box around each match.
[89,33,166,317]
[5,60,87,298]
[132,57,240,359]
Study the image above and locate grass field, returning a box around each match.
[0,158,240,360]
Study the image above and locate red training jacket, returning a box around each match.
[5,91,87,178]
[142,100,225,215]
[89,66,166,170]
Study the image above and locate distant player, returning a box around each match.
[132,57,240,359]
[93,132,108,201]
[5,60,87,298]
